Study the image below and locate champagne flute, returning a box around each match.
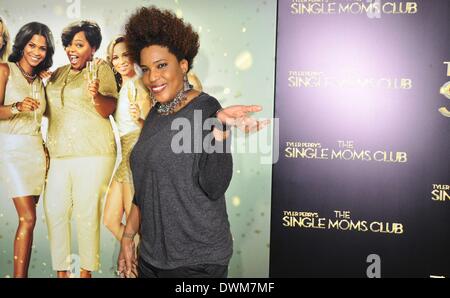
[127,83,137,104]
[128,84,138,121]
[87,61,99,105]
[31,81,40,127]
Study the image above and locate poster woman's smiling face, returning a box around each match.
[65,31,95,71]
[21,34,47,69]
[111,42,135,78]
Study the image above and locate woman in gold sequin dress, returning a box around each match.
[102,36,151,243]
[0,22,54,278]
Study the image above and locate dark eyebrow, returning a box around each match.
[30,41,47,48]
[152,59,167,65]
[140,59,167,69]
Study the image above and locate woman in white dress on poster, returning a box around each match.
[0,22,54,278]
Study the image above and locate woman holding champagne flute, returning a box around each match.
[102,36,151,245]
[44,20,118,278]
[0,22,54,277]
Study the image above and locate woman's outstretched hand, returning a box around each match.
[216,105,271,134]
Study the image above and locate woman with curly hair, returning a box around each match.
[0,17,12,62]
[118,6,269,278]
[44,20,118,278]
[0,22,54,277]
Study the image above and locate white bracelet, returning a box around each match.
[11,102,20,115]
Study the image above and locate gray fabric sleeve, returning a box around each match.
[197,97,233,200]
[198,138,233,201]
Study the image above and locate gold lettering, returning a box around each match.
[407,2,418,14]
[401,79,412,89]
[444,62,450,77]
[291,3,300,14]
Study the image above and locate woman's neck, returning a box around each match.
[70,65,82,73]
[170,89,201,115]
[18,58,34,75]
[121,70,137,84]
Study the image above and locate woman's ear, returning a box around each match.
[180,59,189,74]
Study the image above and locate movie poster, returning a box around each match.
[0,0,276,278]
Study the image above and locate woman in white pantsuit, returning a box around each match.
[44,20,118,278]
[0,22,54,278]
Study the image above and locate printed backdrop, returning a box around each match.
[270,0,450,277]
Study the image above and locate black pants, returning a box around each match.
[138,257,228,278]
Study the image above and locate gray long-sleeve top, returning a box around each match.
[131,93,233,269]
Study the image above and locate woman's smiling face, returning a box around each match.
[111,41,135,78]
[21,34,47,69]
[140,45,188,104]
[65,31,95,70]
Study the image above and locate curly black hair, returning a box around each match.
[125,6,199,71]
[62,20,102,50]
[8,22,55,74]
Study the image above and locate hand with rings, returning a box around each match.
[16,97,40,112]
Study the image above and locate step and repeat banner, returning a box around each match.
[271,0,450,277]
